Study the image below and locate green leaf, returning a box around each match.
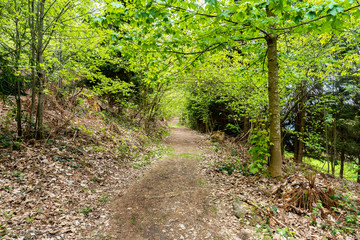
[146,1,153,8]
[205,0,217,7]
[353,9,360,19]
[110,2,123,8]
[328,5,344,16]
[330,194,340,200]
[249,167,259,174]
[321,19,332,32]
[305,11,316,20]
[294,14,302,24]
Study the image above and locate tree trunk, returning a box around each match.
[35,0,45,139]
[16,83,22,137]
[14,0,22,137]
[340,148,345,179]
[243,115,249,133]
[266,34,282,177]
[294,92,306,163]
[357,154,360,183]
[324,102,329,173]
[294,101,299,161]
[331,121,336,176]
[29,0,37,126]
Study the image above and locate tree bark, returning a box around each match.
[266,34,282,177]
[340,147,345,179]
[14,0,22,137]
[331,121,336,176]
[357,154,360,183]
[324,102,329,173]
[35,0,45,139]
[294,90,306,163]
[29,0,37,126]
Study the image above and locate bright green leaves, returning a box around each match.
[205,0,217,7]
[92,16,107,27]
[110,2,124,8]
[103,0,360,78]
[205,0,219,12]
[305,6,318,20]
[327,2,344,16]
[328,6,344,16]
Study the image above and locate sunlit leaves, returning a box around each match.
[110,2,124,8]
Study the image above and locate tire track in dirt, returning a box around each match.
[109,119,225,239]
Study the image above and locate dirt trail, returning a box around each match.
[109,118,225,239]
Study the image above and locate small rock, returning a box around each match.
[179,224,185,230]
[233,201,254,219]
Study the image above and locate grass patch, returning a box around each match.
[178,152,198,158]
[198,178,206,185]
[285,152,358,181]
[169,121,184,128]
[99,193,110,203]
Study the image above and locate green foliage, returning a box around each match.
[337,193,360,232]
[285,152,359,181]
[276,228,298,240]
[11,171,25,180]
[80,206,93,217]
[218,162,236,175]
[79,125,95,136]
[0,211,13,237]
[99,194,110,203]
[248,121,270,175]
[51,155,82,169]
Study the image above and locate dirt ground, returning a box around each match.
[109,118,240,240]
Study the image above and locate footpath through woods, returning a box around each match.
[108,118,241,239]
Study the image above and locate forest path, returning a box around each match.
[109,118,227,239]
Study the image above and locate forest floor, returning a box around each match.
[1,100,359,239]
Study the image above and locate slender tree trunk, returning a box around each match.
[357,154,360,183]
[14,0,22,137]
[57,33,63,91]
[325,102,329,173]
[35,0,45,139]
[16,83,22,137]
[243,116,249,133]
[29,0,37,126]
[266,34,282,177]
[294,102,299,161]
[331,121,336,176]
[340,148,345,179]
[295,92,306,163]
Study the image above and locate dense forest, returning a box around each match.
[1,0,360,239]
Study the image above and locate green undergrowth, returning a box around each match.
[169,121,184,128]
[284,152,358,181]
[165,149,200,160]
